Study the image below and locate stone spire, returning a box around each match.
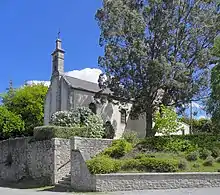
[51,32,65,76]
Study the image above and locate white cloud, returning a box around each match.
[25,80,51,87]
[65,68,102,83]
[26,68,103,87]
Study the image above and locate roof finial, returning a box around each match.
[57,29,61,40]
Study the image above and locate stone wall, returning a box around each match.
[95,173,220,192]
[71,136,113,160]
[70,137,220,192]
[54,138,70,183]
[70,137,113,191]
[0,137,70,185]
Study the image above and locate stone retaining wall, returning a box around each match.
[95,172,220,192]
[70,137,220,192]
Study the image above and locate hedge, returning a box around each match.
[33,126,88,141]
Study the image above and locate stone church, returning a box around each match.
[44,38,189,138]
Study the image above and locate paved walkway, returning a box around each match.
[0,187,220,195]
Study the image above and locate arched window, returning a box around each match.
[120,109,126,124]
[89,103,97,114]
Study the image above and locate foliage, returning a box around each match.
[178,159,188,171]
[211,147,220,158]
[208,36,220,130]
[103,121,115,139]
[138,134,220,153]
[96,0,219,136]
[199,148,212,160]
[86,155,121,174]
[180,117,215,134]
[102,139,133,158]
[216,157,220,163]
[0,106,25,140]
[154,105,183,135]
[122,131,138,144]
[122,157,178,173]
[138,136,198,153]
[203,156,214,166]
[50,107,105,138]
[32,126,88,141]
[186,151,199,161]
[2,84,48,135]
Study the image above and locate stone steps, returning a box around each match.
[56,173,72,190]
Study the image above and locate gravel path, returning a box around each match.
[0,187,220,195]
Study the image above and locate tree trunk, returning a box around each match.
[145,109,155,137]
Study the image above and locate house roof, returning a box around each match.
[63,75,112,94]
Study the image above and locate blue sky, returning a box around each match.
[0,0,208,118]
[0,0,103,92]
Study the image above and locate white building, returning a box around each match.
[44,38,189,138]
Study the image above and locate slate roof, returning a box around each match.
[63,75,111,94]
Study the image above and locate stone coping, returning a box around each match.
[96,172,220,176]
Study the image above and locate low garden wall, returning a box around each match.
[0,137,70,185]
[70,137,220,192]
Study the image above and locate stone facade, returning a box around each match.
[0,137,70,185]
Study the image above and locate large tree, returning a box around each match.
[207,36,220,128]
[3,84,48,135]
[96,0,219,136]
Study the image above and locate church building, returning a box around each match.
[44,37,189,138]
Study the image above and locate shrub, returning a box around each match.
[50,111,80,127]
[134,153,156,159]
[85,115,105,138]
[192,163,200,168]
[86,156,121,174]
[102,139,133,158]
[33,126,88,141]
[138,157,178,172]
[203,156,214,166]
[103,121,115,139]
[178,159,188,170]
[199,148,212,160]
[122,131,138,144]
[211,147,220,158]
[50,107,105,138]
[186,151,199,161]
[0,106,25,140]
[216,157,220,163]
[121,159,141,171]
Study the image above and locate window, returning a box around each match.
[121,109,126,124]
[89,103,97,114]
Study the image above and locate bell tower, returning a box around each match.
[51,32,65,76]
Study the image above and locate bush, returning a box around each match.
[33,126,88,141]
[86,156,121,174]
[85,115,105,138]
[178,159,188,170]
[134,153,156,159]
[102,139,133,158]
[211,147,220,158]
[50,107,105,138]
[199,148,212,160]
[138,157,178,172]
[0,106,25,140]
[122,131,138,144]
[203,156,214,166]
[192,163,200,168]
[103,121,115,139]
[216,157,220,163]
[186,151,199,161]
